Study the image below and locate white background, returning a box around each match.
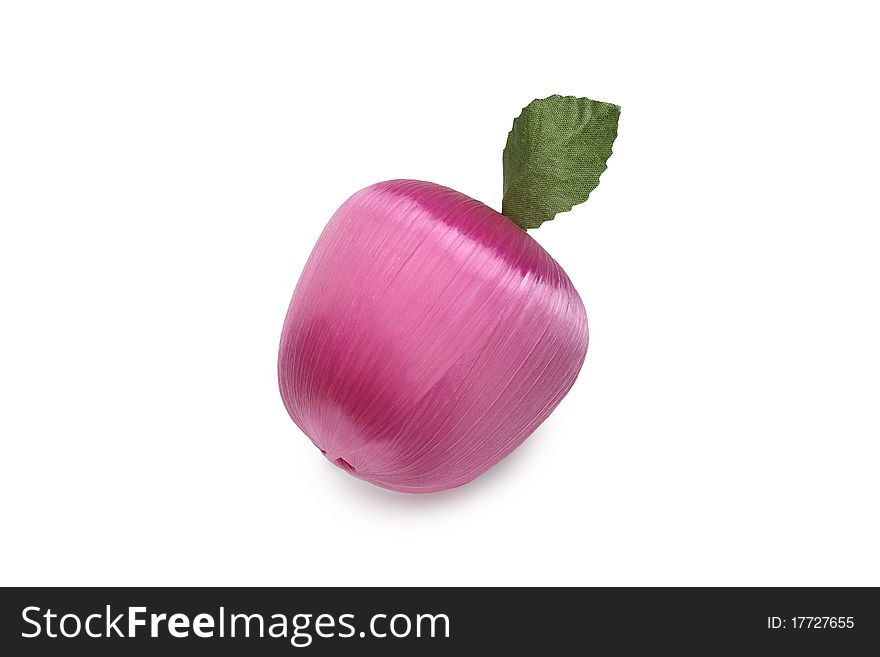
[1,1,878,586]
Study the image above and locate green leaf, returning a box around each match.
[502,95,620,230]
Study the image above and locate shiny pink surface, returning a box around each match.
[278,180,588,493]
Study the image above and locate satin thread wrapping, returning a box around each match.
[278,180,588,493]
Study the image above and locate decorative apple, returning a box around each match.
[278,96,620,493]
